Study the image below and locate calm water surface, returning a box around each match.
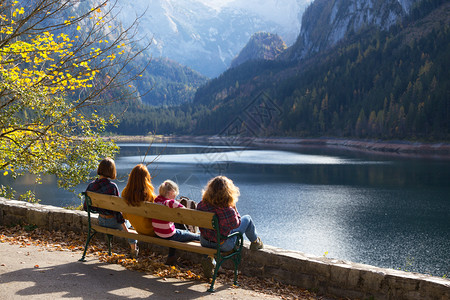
[2,142,449,276]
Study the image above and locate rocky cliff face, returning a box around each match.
[230,32,287,68]
[112,0,310,77]
[286,0,421,60]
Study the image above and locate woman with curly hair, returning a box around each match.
[197,176,263,277]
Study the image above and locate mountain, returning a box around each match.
[184,0,449,140]
[230,32,287,68]
[285,0,421,60]
[134,56,208,106]
[69,0,208,106]
[113,0,312,77]
[60,0,311,106]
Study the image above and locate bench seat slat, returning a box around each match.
[86,191,215,229]
[91,225,217,256]
[92,225,217,256]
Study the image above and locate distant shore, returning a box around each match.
[103,135,450,158]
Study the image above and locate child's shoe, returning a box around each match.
[179,196,198,210]
[249,237,263,250]
[179,196,199,233]
[201,256,216,279]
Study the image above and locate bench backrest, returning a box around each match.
[85,191,215,230]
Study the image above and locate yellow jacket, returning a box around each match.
[123,213,155,236]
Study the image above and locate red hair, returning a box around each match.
[122,164,155,206]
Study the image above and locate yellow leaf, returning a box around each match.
[3,171,8,176]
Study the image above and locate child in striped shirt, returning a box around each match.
[153,180,200,264]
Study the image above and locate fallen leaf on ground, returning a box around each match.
[0,224,324,300]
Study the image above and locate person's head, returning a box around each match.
[122,164,155,206]
[158,180,179,199]
[97,157,116,179]
[202,176,240,208]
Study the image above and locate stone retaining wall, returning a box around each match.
[1,198,448,300]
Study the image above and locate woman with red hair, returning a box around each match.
[121,164,157,237]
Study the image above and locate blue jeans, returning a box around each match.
[98,217,137,245]
[166,229,200,257]
[200,215,258,252]
[167,229,200,242]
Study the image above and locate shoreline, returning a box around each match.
[103,135,450,158]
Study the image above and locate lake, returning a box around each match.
[2,142,449,277]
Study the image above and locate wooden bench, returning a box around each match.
[79,191,244,292]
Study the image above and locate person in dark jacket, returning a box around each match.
[85,157,138,258]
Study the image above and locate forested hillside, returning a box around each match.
[135,56,207,106]
[110,0,449,141]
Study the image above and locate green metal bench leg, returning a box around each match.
[233,256,240,286]
[207,262,220,292]
[79,231,97,262]
[208,257,228,292]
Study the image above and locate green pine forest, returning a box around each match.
[107,0,449,141]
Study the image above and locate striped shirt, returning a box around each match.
[152,195,184,238]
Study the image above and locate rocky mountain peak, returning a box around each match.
[285,0,421,61]
[230,32,287,68]
[113,0,311,77]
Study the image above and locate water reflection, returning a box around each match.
[0,142,449,277]
[118,149,350,166]
[117,143,245,157]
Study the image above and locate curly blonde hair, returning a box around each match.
[202,176,240,208]
[122,164,156,206]
[158,180,179,198]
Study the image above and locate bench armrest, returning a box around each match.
[226,231,242,239]
[225,231,244,252]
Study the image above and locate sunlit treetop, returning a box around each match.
[0,0,148,190]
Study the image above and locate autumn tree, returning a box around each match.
[0,0,148,191]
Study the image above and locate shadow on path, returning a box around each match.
[0,243,234,299]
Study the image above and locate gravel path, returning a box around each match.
[0,226,328,299]
[0,242,285,300]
